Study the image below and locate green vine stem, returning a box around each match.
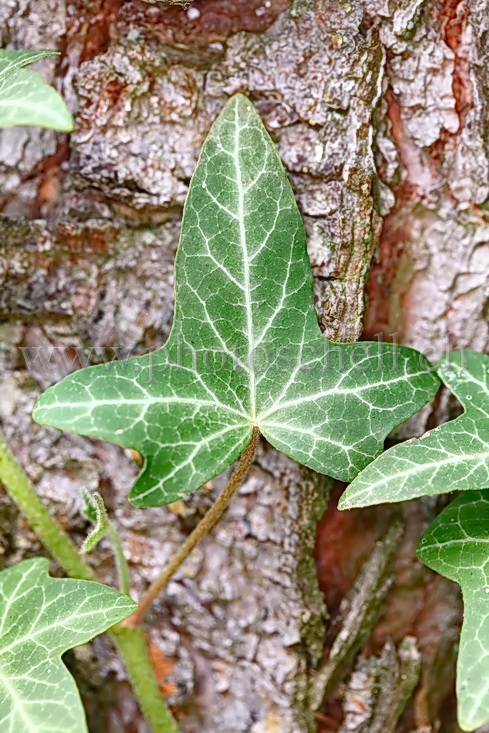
[0,429,93,581]
[113,625,180,733]
[126,426,260,627]
[0,428,179,733]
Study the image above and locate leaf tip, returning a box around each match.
[337,486,363,511]
[458,711,487,732]
[11,555,50,574]
[415,540,429,564]
[222,91,257,118]
[58,113,75,133]
[32,384,63,427]
[31,393,49,426]
[336,497,348,511]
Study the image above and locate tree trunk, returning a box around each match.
[0,1,487,732]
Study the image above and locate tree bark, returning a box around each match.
[0,1,487,732]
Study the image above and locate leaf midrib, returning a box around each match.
[347,447,489,503]
[0,605,123,658]
[258,367,436,422]
[232,106,256,420]
[36,396,249,421]
[37,367,440,432]
[422,535,489,551]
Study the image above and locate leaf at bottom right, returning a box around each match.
[418,489,489,731]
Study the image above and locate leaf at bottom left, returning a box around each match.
[0,557,136,733]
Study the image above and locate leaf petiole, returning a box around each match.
[125,426,261,627]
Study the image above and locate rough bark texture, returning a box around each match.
[0,0,488,732]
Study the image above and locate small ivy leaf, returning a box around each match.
[33,94,439,507]
[80,490,110,553]
[339,350,489,509]
[418,490,489,731]
[0,48,74,131]
[0,557,136,732]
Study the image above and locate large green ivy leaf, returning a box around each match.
[339,350,489,509]
[418,490,489,731]
[0,557,136,732]
[0,49,73,130]
[33,94,439,507]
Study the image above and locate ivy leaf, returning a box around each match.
[339,350,489,509]
[0,49,74,131]
[418,490,489,731]
[0,557,136,732]
[33,94,439,507]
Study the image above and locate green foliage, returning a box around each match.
[80,489,110,553]
[339,350,489,509]
[0,558,136,732]
[0,48,73,130]
[418,490,489,731]
[340,350,489,729]
[33,93,439,507]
